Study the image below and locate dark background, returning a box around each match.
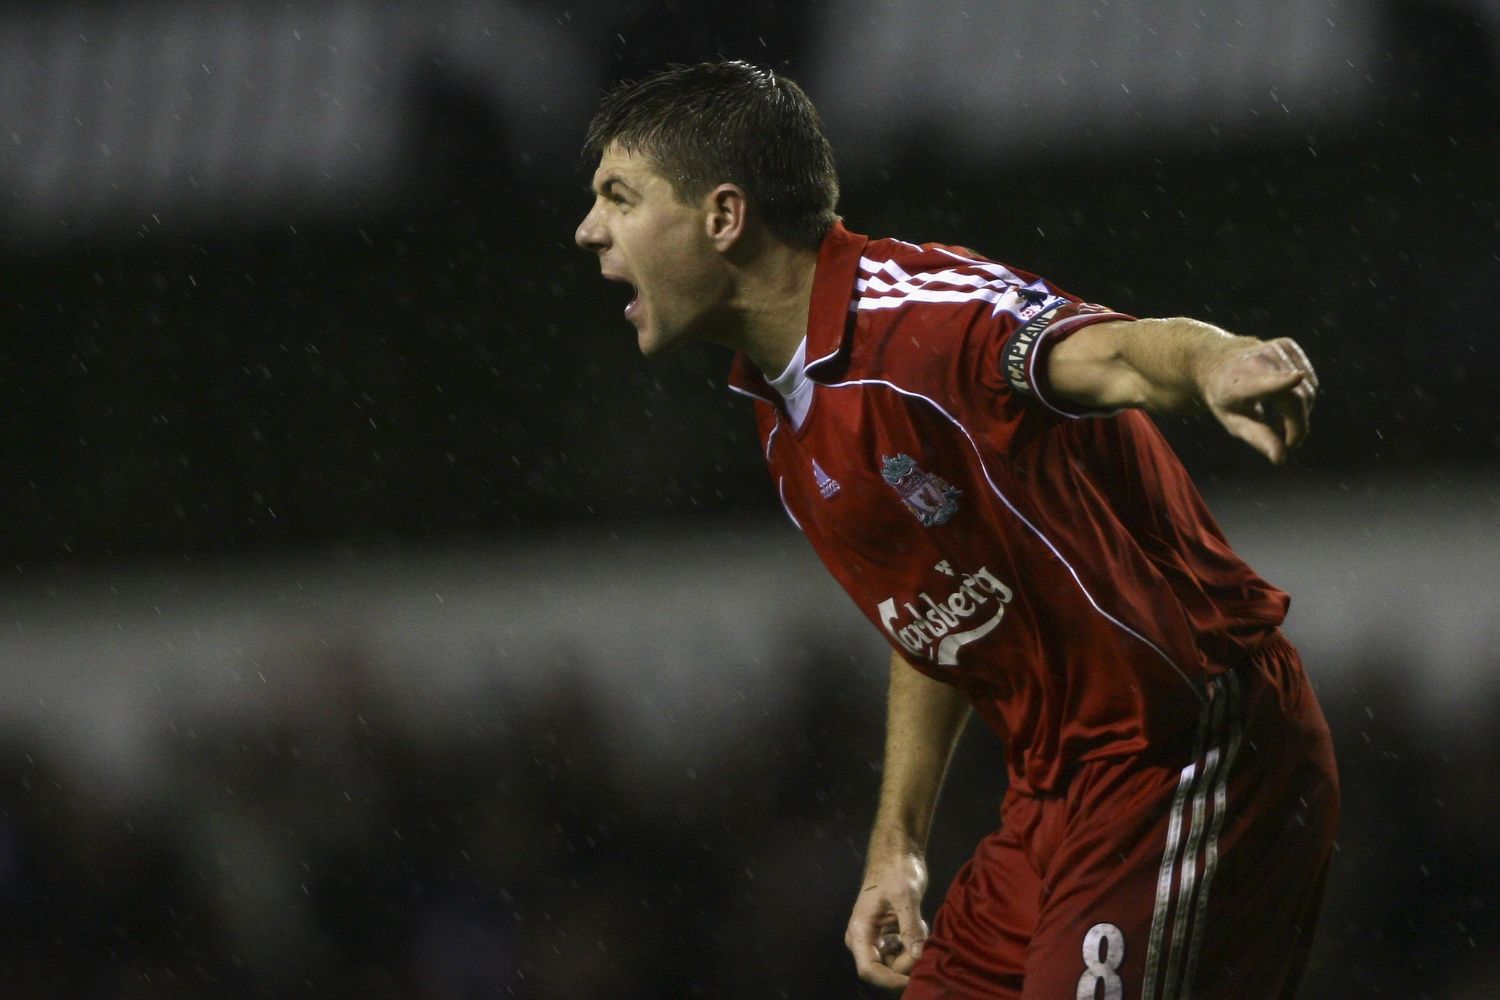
[1,1,1497,997]
[4,0,1496,563]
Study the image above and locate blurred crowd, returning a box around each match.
[1,635,1497,999]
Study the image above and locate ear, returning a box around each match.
[704,183,748,251]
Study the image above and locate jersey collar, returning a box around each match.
[727,220,868,404]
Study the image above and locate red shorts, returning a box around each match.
[905,631,1339,1000]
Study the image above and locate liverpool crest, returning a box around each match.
[881,454,961,527]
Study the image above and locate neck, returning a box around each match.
[716,238,821,376]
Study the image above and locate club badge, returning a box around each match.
[881,454,961,527]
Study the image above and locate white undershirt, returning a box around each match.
[767,336,814,430]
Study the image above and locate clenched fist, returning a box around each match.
[846,852,930,990]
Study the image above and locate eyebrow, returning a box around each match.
[590,175,640,198]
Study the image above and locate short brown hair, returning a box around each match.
[583,61,840,248]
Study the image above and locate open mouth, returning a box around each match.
[603,272,640,319]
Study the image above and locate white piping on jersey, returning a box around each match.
[764,416,781,461]
[821,376,1207,705]
[728,382,776,407]
[730,378,793,460]
[806,341,844,373]
[731,364,814,435]
[776,476,801,529]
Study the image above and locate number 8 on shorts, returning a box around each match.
[1077,922,1125,1000]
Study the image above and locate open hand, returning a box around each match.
[1200,337,1319,464]
[845,852,930,990]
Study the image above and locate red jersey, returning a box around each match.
[727,223,1290,794]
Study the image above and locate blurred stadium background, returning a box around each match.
[2,1,1497,997]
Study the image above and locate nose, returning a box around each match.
[575,204,608,254]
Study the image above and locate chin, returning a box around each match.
[635,326,662,356]
[635,324,685,358]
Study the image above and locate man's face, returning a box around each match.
[575,143,729,356]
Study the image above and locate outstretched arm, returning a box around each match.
[1047,317,1320,464]
[845,651,972,991]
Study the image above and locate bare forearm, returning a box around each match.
[1047,316,1320,464]
[867,651,972,859]
[1049,317,1255,414]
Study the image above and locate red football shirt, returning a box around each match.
[728,223,1290,794]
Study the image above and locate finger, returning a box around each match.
[852,929,909,989]
[894,902,928,962]
[846,914,879,964]
[889,936,926,976]
[848,911,901,983]
[1277,338,1320,392]
[1264,344,1314,450]
[1221,411,1287,465]
[1234,365,1308,399]
[1269,341,1318,410]
[1278,379,1314,450]
[1269,341,1314,394]
[856,959,911,991]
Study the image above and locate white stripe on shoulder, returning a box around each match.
[859,255,1023,289]
[856,285,1055,324]
[857,269,1000,295]
[930,245,984,265]
[855,256,1052,319]
[858,286,1015,311]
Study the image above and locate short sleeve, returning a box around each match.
[1000,300,1135,419]
[845,239,1133,422]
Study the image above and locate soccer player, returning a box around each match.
[574,61,1338,999]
